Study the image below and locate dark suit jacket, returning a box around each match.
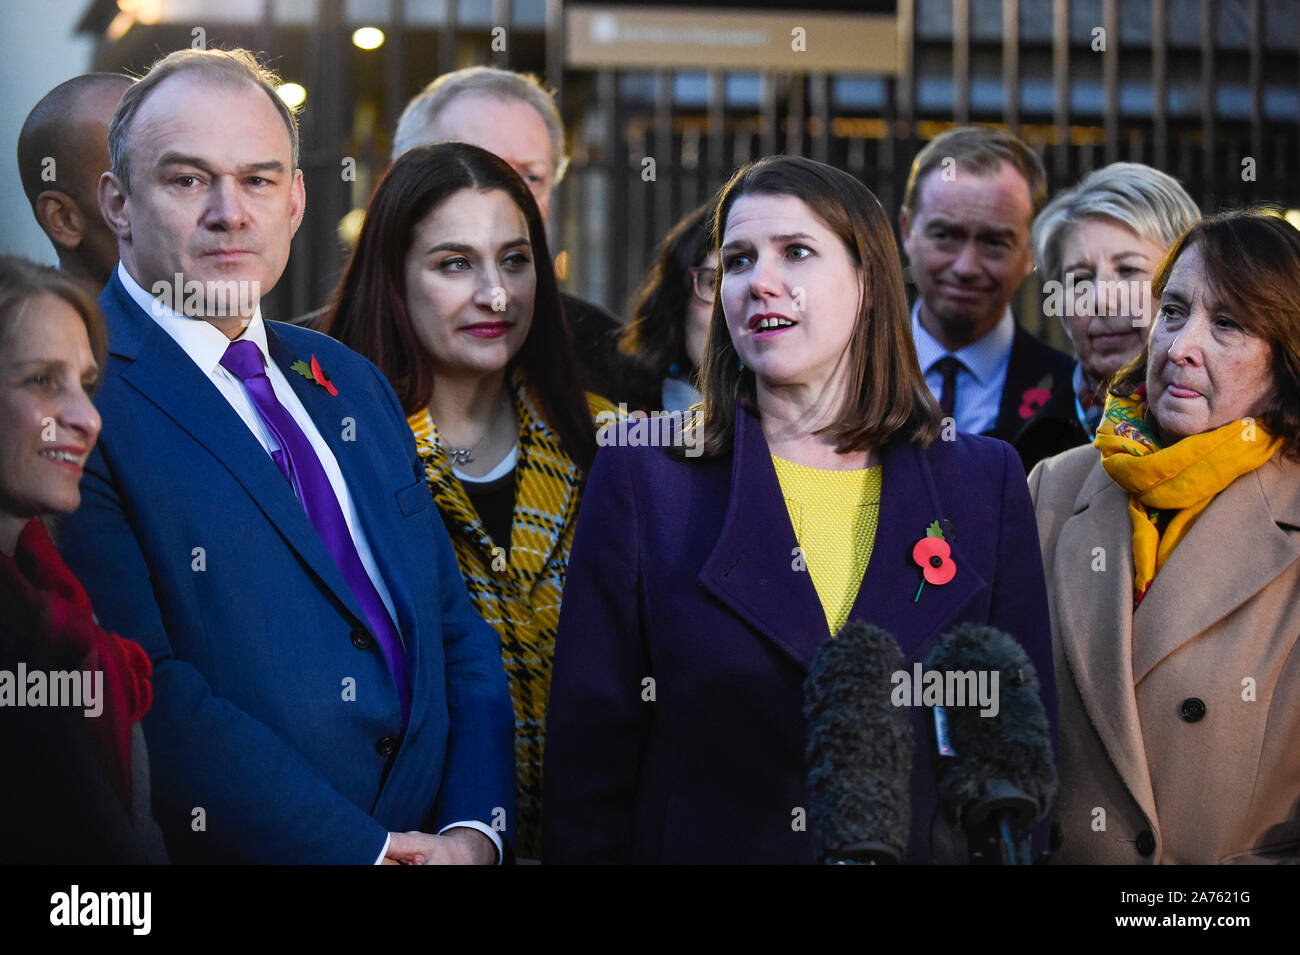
[57,272,516,863]
[560,291,622,402]
[1012,363,1091,474]
[542,401,1058,863]
[985,325,1075,444]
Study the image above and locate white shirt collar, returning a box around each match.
[116,262,270,377]
[910,300,1015,385]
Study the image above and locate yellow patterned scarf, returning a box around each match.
[1094,387,1281,603]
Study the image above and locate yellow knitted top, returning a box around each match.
[771,456,883,634]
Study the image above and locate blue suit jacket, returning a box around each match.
[58,273,515,863]
[543,402,1058,863]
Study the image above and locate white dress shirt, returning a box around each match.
[117,264,502,864]
[910,301,1015,435]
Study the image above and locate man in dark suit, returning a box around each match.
[900,126,1074,443]
[390,66,622,399]
[58,48,515,864]
[17,73,132,298]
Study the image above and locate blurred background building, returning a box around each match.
[9,0,1300,337]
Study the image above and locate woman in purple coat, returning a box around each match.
[542,156,1057,864]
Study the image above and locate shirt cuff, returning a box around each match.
[373,832,391,865]
[438,821,503,865]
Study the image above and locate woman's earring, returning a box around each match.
[738,356,744,372]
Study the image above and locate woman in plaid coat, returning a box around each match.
[326,143,612,859]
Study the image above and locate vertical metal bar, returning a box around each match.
[654,70,674,245]
[1248,0,1263,177]
[598,69,621,317]
[682,123,701,211]
[1201,0,1216,207]
[809,71,830,164]
[734,121,755,168]
[1052,0,1070,182]
[385,0,406,142]
[1152,0,1167,171]
[954,0,970,124]
[880,127,897,218]
[760,73,778,157]
[440,0,458,76]
[544,0,566,285]
[545,0,564,95]
[897,0,915,143]
[1003,0,1020,136]
[847,135,866,181]
[259,0,274,55]
[492,0,510,68]
[707,70,726,189]
[1103,0,1119,164]
[787,72,806,156]
[628,122,649,313]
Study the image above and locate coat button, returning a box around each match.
[351,626,374,650]
[1179,698,1206,722]
[1135,829,1156,857]
[375,735,400,757]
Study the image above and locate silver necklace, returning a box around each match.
[443,401,508,466]
[445,437,485,467]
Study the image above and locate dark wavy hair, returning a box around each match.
[695,155,941,457]
[323,142,596,473]
[1109,208,1300,458]
[617,202,714,403]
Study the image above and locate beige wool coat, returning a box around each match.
[1028,444,1300,864]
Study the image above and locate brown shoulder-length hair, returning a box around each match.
[323,141,596,474]
[694,155,940,457]
[0,254,107,378]
[1109,208,1300,459]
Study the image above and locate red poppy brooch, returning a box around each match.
[290,355,338,396]
[1018,374,1053,419]
[912,520,956,601]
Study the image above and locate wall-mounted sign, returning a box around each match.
[566,5,900,74]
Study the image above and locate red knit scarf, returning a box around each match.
[0,518,153,805]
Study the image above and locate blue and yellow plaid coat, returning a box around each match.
[409,371,613,858]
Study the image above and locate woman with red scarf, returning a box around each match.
[0,255,164,863]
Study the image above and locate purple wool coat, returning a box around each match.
[543,401,1057,864]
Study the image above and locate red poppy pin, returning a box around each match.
[290,355,338,396]
[912,520,956,601]
[1018,374,1053,419]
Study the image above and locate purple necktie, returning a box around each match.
[220,339,410,726]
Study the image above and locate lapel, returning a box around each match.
[103,275,368,629]
[697,403,826,668]
[697,401,986,670]
[843,434,988,663]
[506,377,579,590]
[413,374,578,595]
[265,326,430,729]
[265,327,419,636]
[1132,453,1300,680]
[990,324,1036,440]
[1053,456,1159,827]
[990,324,1071,441]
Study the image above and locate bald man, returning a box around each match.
[18,73,132,297]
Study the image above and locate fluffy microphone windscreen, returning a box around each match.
[922,623,1057,829]
[804,621,913,863]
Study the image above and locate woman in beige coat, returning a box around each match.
[1029,210,1300,864]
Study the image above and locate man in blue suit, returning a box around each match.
[57,48,515,864]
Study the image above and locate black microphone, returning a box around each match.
[804,621,913,864]
[921,623,1057,865]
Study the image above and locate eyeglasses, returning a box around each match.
[689,266,717,305]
